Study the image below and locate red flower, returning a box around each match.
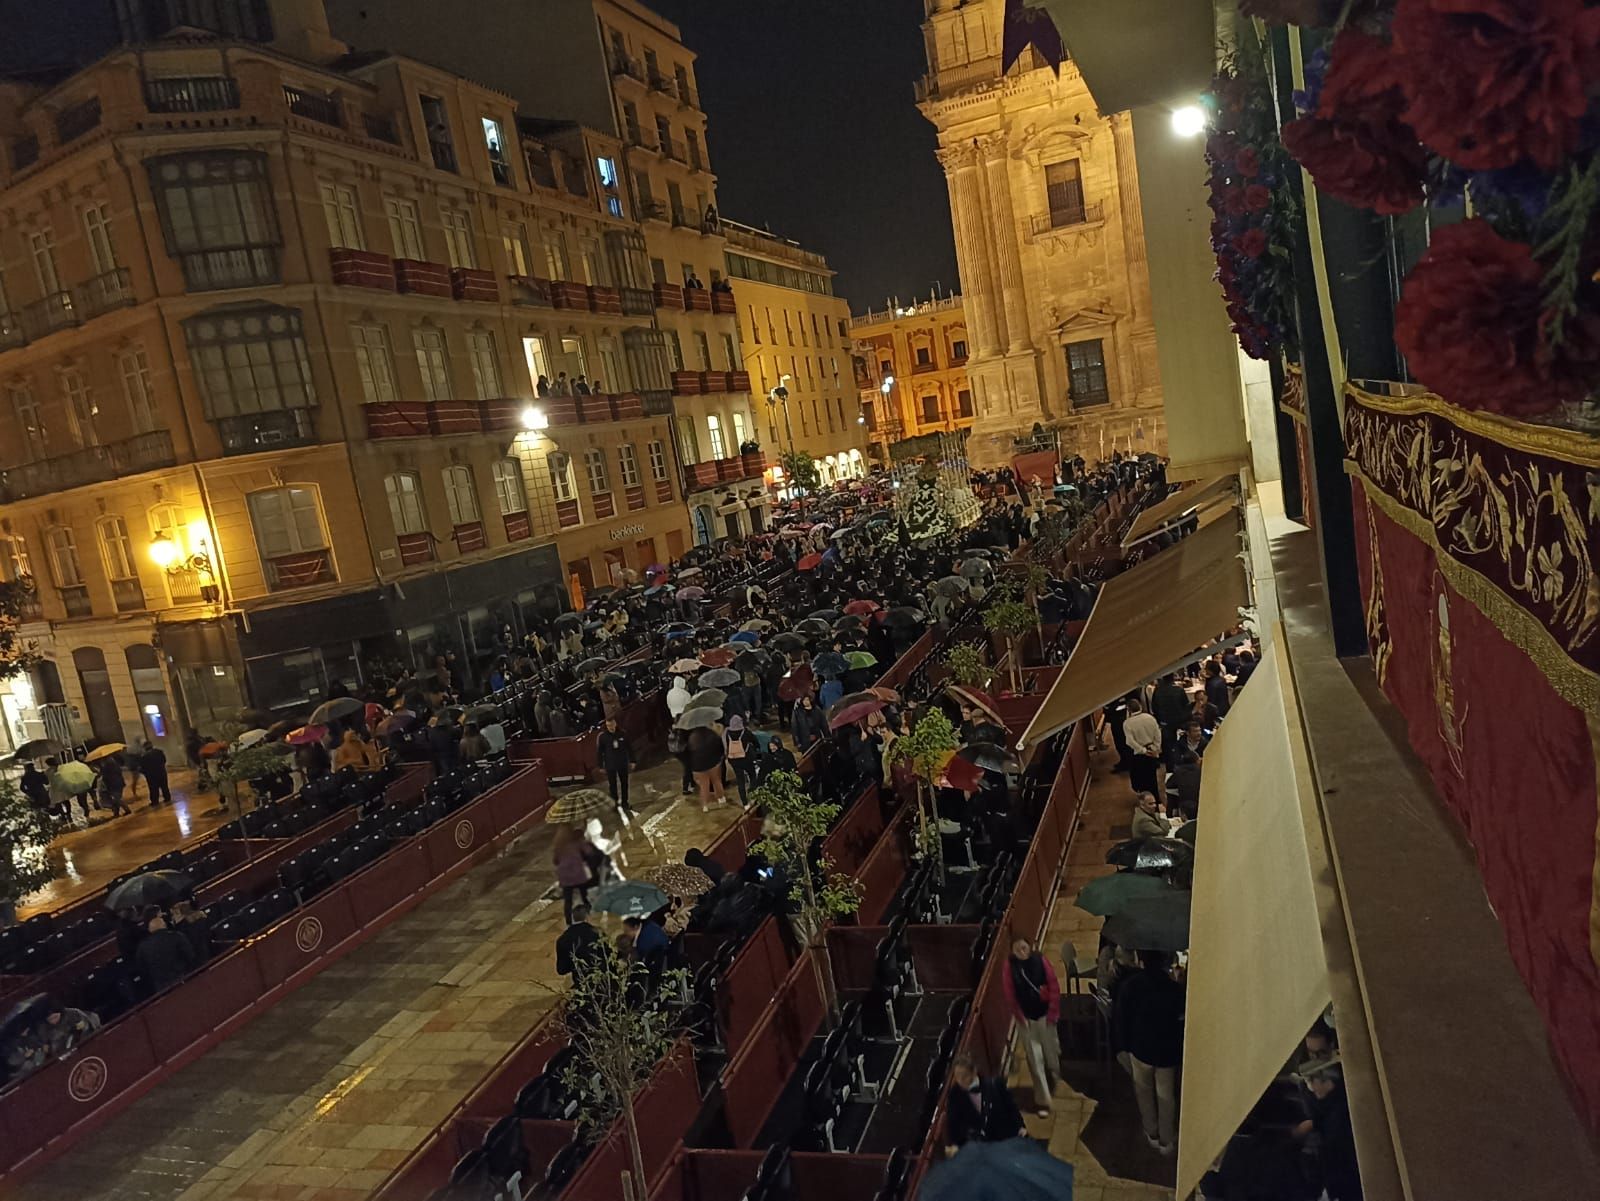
[1224,187,1249,216]
[1394,220,1600,415]
[1392,0,1600,170]
[1235,146,1260,177]
[1238,228,1269,258]
[1282,29,1425,214]
[1245,184,1271,212]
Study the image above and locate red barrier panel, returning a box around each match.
[421,806,490,877]
[905,923,984,994]
[825,925,887,993]
[460,1016,568,1120]
[720,916,792,1056]
[485,761,550,833]
[387,762,433,807]
[702,813,762,876]
[790,1150,894,1198]
[348,844,431,928]
[722,950,826,1147]
[566,1042,701,1201]
[679,1150,770,1201]
[853,808,910,926]
[820,783,886,876]
[509,729,597,781]
[253,885,360,987]
[143,945,267,1064]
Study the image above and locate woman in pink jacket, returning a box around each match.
[1001,937,1063,1116]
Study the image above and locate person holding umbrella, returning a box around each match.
[135,908,198,995]
[685,720,726,814]
[96,750,129,818]
[790,693,826,754]
[50,760,97,825]
[552,824,600,924]
[596,716,635,822]
[18,762,51,820]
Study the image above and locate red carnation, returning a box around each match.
[1235,146,1261,177]
[1224,187,1249,216]
[1238,228,1269,259]
[1394,220,1600,415]
[1245,184,1271,212]
[1282,28,1425,214]
[1392,0,1600,170]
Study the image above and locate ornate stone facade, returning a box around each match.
[918,0,1166,465]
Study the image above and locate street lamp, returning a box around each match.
[150,530,221,603]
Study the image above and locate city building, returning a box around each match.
[0,1,693,755]
[322,0,765,544]
[848,294,974,464]
[915,0,1168,465]
[723,219,866,497]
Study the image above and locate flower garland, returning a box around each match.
[1206,50,1302,360]
[1269,0,1600,418]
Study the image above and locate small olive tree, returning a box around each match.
[213,742,291,817]
[553,946,689,1201]
[984,592,1037,694]
[0,776,57,926]
[884,709,961,876]
[943,641,992,690]
[750,769,862,1019]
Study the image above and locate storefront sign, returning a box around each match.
[608,524,646,541]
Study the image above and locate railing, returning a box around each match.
[611,55,645,81]
[10,135,38,172]
[145,76,239,113]
[264,548,334,591]
[678,84,699,110]
[430,138,457,172]
[0,312,25,350]
[214,408,316,455]
[1030,201,1104,235]
[363,111,400,144]
[489,155,513,187]
[620,286,654,316]
[54,97,101,144]
[671,208,699,230]
[658,136,686,162]
[0,431,177,503]
[178,245,280,291]
[626,129,657,153]
[849,292,965,327]
[638,199,668,222]
[720,220,830,271]
[648,73,677,98]
[641,388,673,416]
[60,585,92,619]
[73,267,134,319]
[282,85,342,127]
[110,577,146,613]
[18,292,77,340]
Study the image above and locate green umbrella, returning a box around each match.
[1074,871,1174,917]
[53,761,97,794]
[591,880,669,918]
[1173,819,1198,846]
[1100,891,1192,952]
[845,651,878,670]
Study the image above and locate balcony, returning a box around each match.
[452,521,486,554]
[648,73,677,99]
[11,135,38,172]
[393,258,452,297]
[549,280,591,310]
[652,281,684,308]
[0,431,177,503]
[145,76,239,113]
[214,408,316,455]
[283,85,342,127]
[639,200,669,224]
[1029,201,1105,236]
[19,292,78,340]
[678,84,699,111]
[0,312,25,350]
[683,286,712,312]
[489,155,514,188]
[620,286,653,316]
[329,247,395,290]
[587,285,622,315]
[611,55,645,83]
[429,138,458,173]
[396,532,435,566]
[178,245,280,291]
[509,275,554,307]
[110,577,146,613]
[710,290,736,315]
[658,136,686,163]
[264,548,334,591]
[54,97,102,144]
[641,388,673,416]
[74,267,134,319]
[682,454,765,494]
[60,585,92,619]
[670,208,698,231]
[450,267,499,303]
[363,112,401,144]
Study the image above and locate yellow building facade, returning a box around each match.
[848,295,975,464]
[917,0,1167,465]
[724,220,867,494]
[0,3,694,754]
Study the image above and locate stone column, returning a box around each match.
[980,133,1032,354]
[939,142,1003,357]
[1110,112,1152,323]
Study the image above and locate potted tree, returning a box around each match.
[883,709,960,881]
[984,586,1037,695]
[0,777,58,927]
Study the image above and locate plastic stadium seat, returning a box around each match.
[212,916,246,945]
[872,1149,911,1201]
[21,912,54,944]
[480,1114,529,1190]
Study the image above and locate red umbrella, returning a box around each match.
[828,697,885,730]
[698,648,735,668]
[868,686,901,703]
[285,724,328,747]
[777,664,816,702]
[797,553,823,571]
[937,752,985,792]
[945,684,1003,725]
[843,599,880,616]
[198,740,228,758]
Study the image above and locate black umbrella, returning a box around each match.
[967,721,1008,744]
[884,606,924,626]
[307,696,363,725]
[811,651,850,678]
[808,608,841,622]
[832,614,865,631]
[795,618,831,637]
[0,994,51,1043]
[105,869,192,912]
[553,612,582,631]
[700,668,740,688]
[576,657,609,676]
[958,741,1020,773]
[1105,837,1195,874]
[733,650,767,675]
[11,738,63,761]
[1100,891,1192,952]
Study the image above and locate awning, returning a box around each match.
[1017,513,1248,750]
[1177,638,1331,1199]
[1121,475,1238,550]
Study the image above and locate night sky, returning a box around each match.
[650,0,959,312]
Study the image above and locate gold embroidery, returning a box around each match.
[1431,581,1466,778]
[1347,384,1600,469]
[1362,491,1392,687]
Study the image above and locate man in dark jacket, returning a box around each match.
[595,717,634,819]
[1112,952,1185,1154]
[943,1055,1026,1153]
[138,741,172,807]
[135,911,197,994]
[555,904,604,979]
[1150,674,1192,749]
[18,763,51,816]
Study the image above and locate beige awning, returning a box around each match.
[1121,475,1238,550]
[1017,514,1248,751]
[1177,638,1331,1199]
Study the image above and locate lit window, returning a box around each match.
[147,150,281,290]
[384,471,428,534]
[385,196,424,260]
[413,327,452,401]
[468,329,502,398]
[585,447,610,495]
[97,516,137,582]
[60,368,98,447]
[442,207,474,268]
[184,304,317,423]
[618,444,641,487]
[493,458,527,515]
[596,156,619,189]
[549,453,575,501]
[350,323,398,404]
[706,414,726,458]
[501,221,531,276]
[82,203,117,274]
[319,181,363,249]
[647,440,668,481]
[442,464,480,524]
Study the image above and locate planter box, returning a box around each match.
[555,499,581,528]
[453,521,485,554]
[591,491,616,519]
[671,370,704,396]
[587,285,623,315]
[729,370,751,392]
[652,282,684,309]
[544,397,580,426]
[363,401,430,439]
[329,248,395,290]
[428,400,483,435]
[450,267,499,303]
[741,451,766,478]
[550,280,591,309]
[580,394,613,423]
[397,532,435,565]
[700,370,730,393]
[480,398,523,432]
[510,276,553,307]
[684,287,712,312]
[503,512,531,542]
[711,291,736,314]
[716,457,742,481]
[393,258,452,297]
[610,392,644,420]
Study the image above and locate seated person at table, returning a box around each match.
[1170,718,1209,766]
[135,909,198,994]
[1131,791,1168,841]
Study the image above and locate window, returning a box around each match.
[635,172,656,209]
[668,181,686,225]
[559,335,588,377]
[707,414,726,458]
[523,334,550,385]
[598,337,621,391]
[824,398,834,432]
[1066,338,1110,407]
[466,329,502,398]
[482,116,511,184]
[596,156,619,191]
[82,203,117,273]
[543,229,570,281]
[665,329,683,371]
[0,533,33,584]
[492,458,527,514]
[97,516,137,582]
[526,143,558,189]
[350,323,398,404]
[443,464,480,524]
[749,306,761,345]
[836,396,846,429]
[185,305,315,419]
[921,395,940,424]
[686,129,702,170]
[585,448,610,495]
[501,221,530,276]
[694,331,711,371]
[655,115,672,152]
[11,386,45,457]
[914,345,931,366]
[29,228,60,294]
[319,181,363,249]
[442,207,474,268]
[958,388,974,417]
[61,368,98,446]
[731,411,747,448]
[1045,159,1086,227]
[644,48,660,78]
[952,338,968,360]
[783,312,793,344]
[549,453,575,501]
[675,64,692,100]
[618,444,640,486]
[879,358,892,377]
[421,94,456,172]
[47,527,83,586]
[648,440,668,481]
[147,151,280,289]
[384,471,427,534]
[249,486,328,556]
[580,239,603,286]
[118,348,157,432]
[413,327,452,401]
[721,332,740,370]
[385,196,423,259]
[622,101,642,144]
